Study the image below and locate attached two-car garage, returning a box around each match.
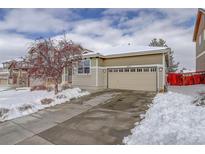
[107,67,158,91]
[73,46,168,92]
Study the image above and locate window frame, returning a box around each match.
[136,68,143,72]
[77,59,91,75]
[150,67,156,72]
[119,68,123,72]
[113,68,119,72]
[124,68,130,72]
[143,68,149,72]
[130,68,136,72]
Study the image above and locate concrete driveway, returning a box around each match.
[0,89,155,145]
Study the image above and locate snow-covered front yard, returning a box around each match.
[0,87,89,121]
[124,85,205,145]
[0,86,12,92]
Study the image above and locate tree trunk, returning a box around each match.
[54,80,59,95]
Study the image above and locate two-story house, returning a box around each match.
[0,58,29,87]
[193,8,205,71]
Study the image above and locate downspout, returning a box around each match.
[156,66,159,92]
[162,53,166,90]
[96,58,98,87]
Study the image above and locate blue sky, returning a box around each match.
[0,8,197,69]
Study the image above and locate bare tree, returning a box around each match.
[24,36,87,94]
[149,38,168,47]
[149,38,179,72]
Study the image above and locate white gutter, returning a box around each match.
[91,64,163,69]
[157,66,160,92]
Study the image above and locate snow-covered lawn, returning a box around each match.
[168,84,205,96]
[0,86,12,92]
[0,88,89,121]
[123,85,205,144]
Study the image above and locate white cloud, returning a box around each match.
[0,9,198,70]
[0,9,70,33]
[0,33,32,63]
[62,9,197,70]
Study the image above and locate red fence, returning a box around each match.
[167,71,205,86]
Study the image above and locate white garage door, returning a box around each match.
[108,67,157,91]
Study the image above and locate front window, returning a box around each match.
[78,59,91,74]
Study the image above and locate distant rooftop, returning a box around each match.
[2,57,23,63]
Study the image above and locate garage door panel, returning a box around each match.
[108,70,156,91]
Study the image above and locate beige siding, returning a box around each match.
[90,58,97,66]
[98,58,104,67]
[103,54,163,66]
[196,14,205,57]
[97,68,106,88]
[158,70,164,91]
[196,14,205,71]
[72,68,96,88]
[196,54,205,71]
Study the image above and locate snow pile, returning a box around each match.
[0,88,89,121]
[0,86,12,92]
[123,91,205,144]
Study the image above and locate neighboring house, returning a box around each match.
[0,58,72,88]
[72,45,170,92]
[193,8,205,71]
[0,58,30,87]
[0,67,9,85]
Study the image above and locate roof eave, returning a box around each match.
[83,53,105,59]
[104,49,169,58]
[83,48,169,59]
[193,8,205,42]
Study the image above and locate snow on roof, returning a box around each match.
[84,45,168,57]
[99,45,167,56]
[2,57,23,63]
[199,8,205,14]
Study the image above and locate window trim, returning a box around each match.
[77,59,91,75]
[136,68,143,72]
[150,67,156,72]
[124,68,130,72]
[119,68,123,72]
[143,67,149,72]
